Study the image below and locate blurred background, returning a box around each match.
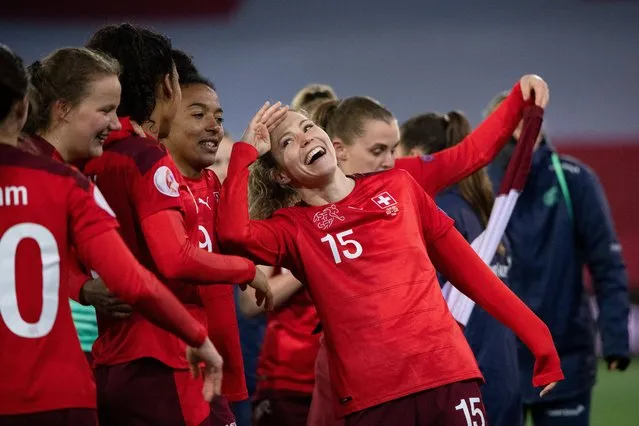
[2,0,638,424]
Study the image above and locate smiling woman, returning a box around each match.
[25,47,122,163]
[216,103,564,425]
[163,49,224,178]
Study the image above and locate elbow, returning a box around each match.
[154,259,184,281]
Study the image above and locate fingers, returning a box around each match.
[202,369,215,402]
[189,361,200,380]
[264,289,275,312]
[255,291,265,307]
[609,360,619,371]
[251,102,271,127]
[520,75,549,109]
[260,101,283,126]
[264,104,289,132]
[107,301,132,311]
[214,366,223,396]
[109,311,132,320]
[539,382,557,398]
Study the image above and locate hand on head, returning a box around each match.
[241,102,289,156]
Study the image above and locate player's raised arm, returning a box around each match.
[396,75,548,195]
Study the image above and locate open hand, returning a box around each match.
[241,102,289,156]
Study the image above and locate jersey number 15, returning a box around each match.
[320,229,363,264]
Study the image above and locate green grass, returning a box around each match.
[526,359,639,426]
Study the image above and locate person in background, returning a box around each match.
[208,131,259,426]
[164,49,249,426]
[84,24,271,426]
[485,91,630,426]
[23,47,130,363]
[291,83,338,113]
[399,110,522,426]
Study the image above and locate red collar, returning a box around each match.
[29,134,65,163]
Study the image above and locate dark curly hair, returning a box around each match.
[86,23,173,123]
[171,49,214,89]
[0,44,28,122]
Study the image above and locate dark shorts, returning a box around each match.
[95,358,210,426]
[252,391,312,426]
[0,408,97,426]
[211,396,237,426]
[345,380,486,426]
[525,391,592,426]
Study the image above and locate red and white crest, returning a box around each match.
[313,204,345,230]
[371,192,399,216]
[371,192,397,209]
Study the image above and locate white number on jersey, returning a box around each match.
[455,397,485,426]
[199,225,213,253]
[0,223,60,338]
[320,229,363,264]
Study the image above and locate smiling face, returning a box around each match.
[166,83,224,174]
[269,111,339,187]
[62,74,121,160]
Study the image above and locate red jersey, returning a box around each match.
[181,170,248,401]
[83,120,203,369]
[256,283,321,396]
[0,144,116,414]
[218,143,562,417]
[219,144,481,416]
[251,81,531,398]
[24,135,92,300]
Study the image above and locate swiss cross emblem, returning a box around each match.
[313,204,345,230]
[372,192,397,208]
[371,192,399,216]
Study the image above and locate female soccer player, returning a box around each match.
[162,49,248,426]
[400,110,522,426]
[83,24,271,426]
[240,75,549,425]
[24,47,127,361]
[217,103,563,425]
[0,43,222,426]
[239,83,338,426]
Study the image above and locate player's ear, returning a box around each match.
[51,99,72,123]
[332,137,349,163]
[271,169,291,186]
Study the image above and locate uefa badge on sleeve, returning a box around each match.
[153,166,180,198]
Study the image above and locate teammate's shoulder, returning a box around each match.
[0,145,90,190]
[351,167,406,182]
[105,135,172,175]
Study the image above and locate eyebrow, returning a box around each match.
[279,118,308,142]
[188,102,223,113]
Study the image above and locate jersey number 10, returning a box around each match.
[0,223,60,339]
